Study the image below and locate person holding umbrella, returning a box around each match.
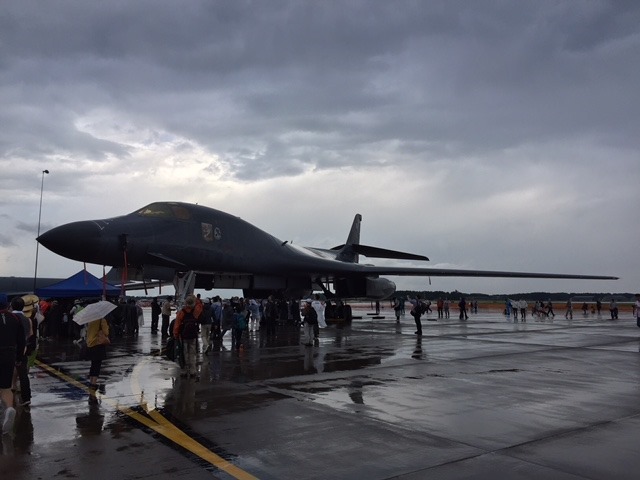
[86,315,110,400]
[73,301,115,400]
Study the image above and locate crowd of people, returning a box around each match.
[2,290,640,438]
[502,298,626,321]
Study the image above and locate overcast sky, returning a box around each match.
[1,1,638,296]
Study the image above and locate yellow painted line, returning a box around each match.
[35,359,258,480]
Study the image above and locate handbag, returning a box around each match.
[95,323,111,346]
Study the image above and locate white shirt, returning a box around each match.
[312,300,327,328]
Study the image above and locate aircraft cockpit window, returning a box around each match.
[135,203,192,220]
[171,205,191,220]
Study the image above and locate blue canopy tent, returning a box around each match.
[36,270,120,298]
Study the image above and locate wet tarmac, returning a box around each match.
[2,306,640,479]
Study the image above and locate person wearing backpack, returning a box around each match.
[173,295,203,379]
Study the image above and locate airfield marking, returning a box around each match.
[35,359,258,480]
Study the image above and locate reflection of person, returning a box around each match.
[12,407,34,453]
[412,337,423,360]
[301,300,318,346]
[86,317,110,400]
[76,400,104,436]
[0,294,25,435]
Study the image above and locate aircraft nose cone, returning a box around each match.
[38,221,102,262]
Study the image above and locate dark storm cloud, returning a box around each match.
[3,1,639,178]
[1,1,638,292]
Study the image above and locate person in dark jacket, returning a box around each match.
[150,298,162,334]
[301,300,318,346]
[10,297,32,408]
[0,294,26,434]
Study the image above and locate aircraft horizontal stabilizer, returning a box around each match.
[351,244,429,261]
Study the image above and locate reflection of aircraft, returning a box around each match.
[37,201,617,300]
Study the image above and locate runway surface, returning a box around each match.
[2,306,640,479]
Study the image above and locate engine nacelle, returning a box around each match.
[334,276,396,300]
[365,277,396,299]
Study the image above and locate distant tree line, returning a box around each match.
[395,291,635,303]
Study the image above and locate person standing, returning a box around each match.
[200,298,213,354]
[392,297,403,323]
[505,298,512,317]
[436,298,444,319]
[519,299,528,322]
[312,294,327,341]
[232,302,248,351]
[248,298,260,331]
[301,300,318,346]
[0,294,25,435]
[211,296,222,346]
[150,297,161,334]
[407,295,424,335]
[459,297,469,320]
[565,299,573,319]
[546,300,555,318]
[444,299,450,319]
[635,294,640,328]
[220,300,234,341]
[10,297,32,408]
[609,298,619,320]
[86,315,110,401]
[161,296,173,337]
[173,295,202,379]
[263,296,278,336]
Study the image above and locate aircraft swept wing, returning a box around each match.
[37,201,617,300]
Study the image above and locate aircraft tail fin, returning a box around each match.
[332,214,362,263]
[332,214,429,264]
[345,213,362,246]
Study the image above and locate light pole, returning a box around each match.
[33,169,49,292]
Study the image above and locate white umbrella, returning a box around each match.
[73,301,117,325]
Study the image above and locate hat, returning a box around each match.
[204,298,211,304]
[304,298,313,304]
[22,294,39,315]
[0,294,8,309]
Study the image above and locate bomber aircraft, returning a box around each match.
[37,201,617,301]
